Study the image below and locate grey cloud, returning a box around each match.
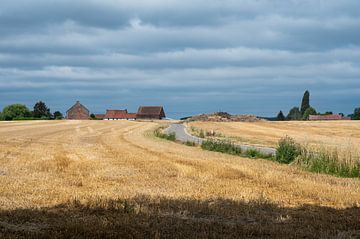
[0,0,360,118]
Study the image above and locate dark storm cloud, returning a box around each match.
[0,0,360,118]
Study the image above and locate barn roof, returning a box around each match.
[309,114,350,121]
[137,106,164,116]
[95,114,105,120]
[66,101,89,113]
[127,113,137,119]
[104,109,129,119]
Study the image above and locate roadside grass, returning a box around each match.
[294,147,360,178]
[154,128,176,141]
[184,141,196,147]
[275,136,360,178]
[201,139,274,160]
[154,127,273,160]
[154,127,360,178]
[201,139,242,156]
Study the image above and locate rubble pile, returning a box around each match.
[186,112,264,122]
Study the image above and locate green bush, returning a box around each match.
[275,136,302,164]
[2,104,31,120]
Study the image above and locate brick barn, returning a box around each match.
[136,106,166,120]
[66,101,90,120]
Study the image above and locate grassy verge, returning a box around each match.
[154,127,359,178]
[201,139,274,160]
[154,128,176,141]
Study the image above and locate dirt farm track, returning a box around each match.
[0,120,359,238]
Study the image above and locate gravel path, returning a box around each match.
[165,123,276,155]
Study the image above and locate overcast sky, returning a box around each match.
[1,0,359,118]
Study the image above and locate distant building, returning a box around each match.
[136,106,166,120]
[103,109,137,120]
[94,114,105,120]
[309,114,351,121]
[66,101,90,120]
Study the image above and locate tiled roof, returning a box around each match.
[66,101,89,113]
[104,110,136,119]
[95,114,105,119]
[137,106,164,116]
[309,114,350,120]
[104,110,128,119]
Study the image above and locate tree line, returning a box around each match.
[0,101,63,121]
[276,90,360,121]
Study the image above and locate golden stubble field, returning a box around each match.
[0,120,359,238]
[188,120,360,149]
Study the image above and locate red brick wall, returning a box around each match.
[67,104,89,120]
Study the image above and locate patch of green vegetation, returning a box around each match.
[201,139,273,160]
[275,136,302,164]
[244,148,273,159]
[184,141,196,147]
[295,148,360,178]
[154,128,176,141]
[275,136,360,178]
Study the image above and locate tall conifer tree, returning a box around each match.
[300,90,310,116]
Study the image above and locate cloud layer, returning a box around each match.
[1,0,360,118]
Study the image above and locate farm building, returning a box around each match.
[94,114,105,120]
[309,114,351,121]
[136,106,166,119]
[103,109,136,120]
[66,101,90,120]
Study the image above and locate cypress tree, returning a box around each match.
[300,90,310,116]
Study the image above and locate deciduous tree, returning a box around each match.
[33,101,51,119]
[2,104,31,120]
[287,107,301,120]
[302,107,317,120]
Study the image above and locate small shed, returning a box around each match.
[66,101,90,120]
[136,106,166,120]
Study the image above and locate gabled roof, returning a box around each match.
[104,109,129,119]
[137,106,164,116]
[66,101,89,113]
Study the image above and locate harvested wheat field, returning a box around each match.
[188,120,360,149]
[0,120,360,238]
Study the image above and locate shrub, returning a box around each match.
[275,136,302,164]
